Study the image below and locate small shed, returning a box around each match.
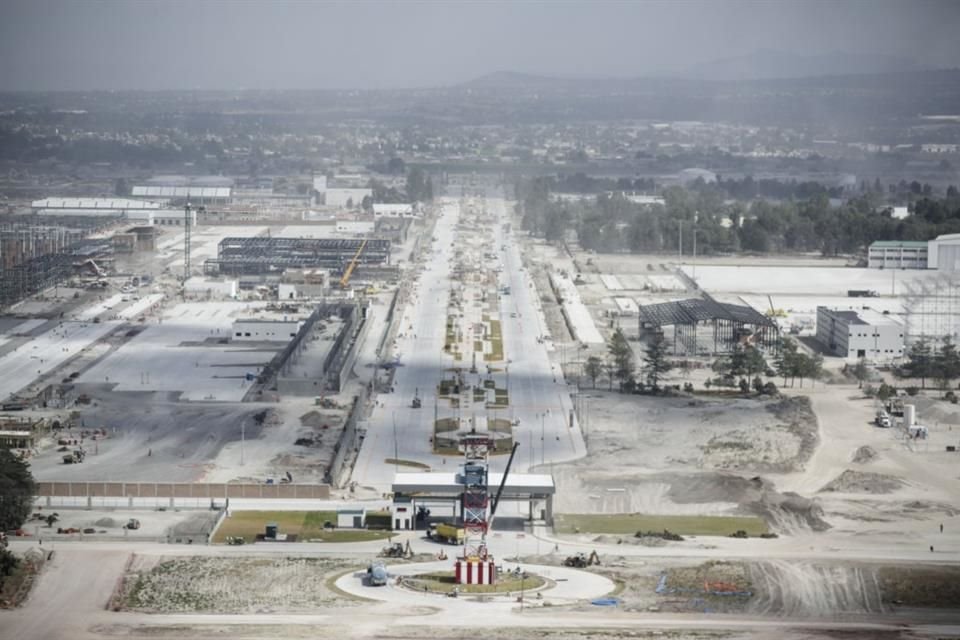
[391,495,413,530]
[337,508,366,529]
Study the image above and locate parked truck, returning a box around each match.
[427,522,465,545]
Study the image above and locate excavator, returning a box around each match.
[339,239,368,289]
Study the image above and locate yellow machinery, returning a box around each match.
[339,239,368,289]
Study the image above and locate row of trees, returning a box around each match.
[581,329,674,392]
[896,337,960,393]
[0,449,35,588]
[516,178,960,257]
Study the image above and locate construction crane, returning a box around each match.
[339,239,368,289]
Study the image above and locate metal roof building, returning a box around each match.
[639,294,779,356]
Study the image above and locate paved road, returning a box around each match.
[352,191,585,492]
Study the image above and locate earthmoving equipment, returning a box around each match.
[226,536,246,545]
[339,238,368,289]
[848,289,880,298]
[563,550,601,568]
[124,519,141,530]
[380,542,407,558]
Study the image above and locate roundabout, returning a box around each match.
[335,560,616,607]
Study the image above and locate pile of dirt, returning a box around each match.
[851,445,878,464]
[820,470,905,494]
[665,472,830,533]
[94,517,119,528]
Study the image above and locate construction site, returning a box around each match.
[2,184,960,640]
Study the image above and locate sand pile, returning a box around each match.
[851,446,878,464]
[819,470,905,494]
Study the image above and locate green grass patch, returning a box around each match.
[212,510,396,543]
[487,417,512,432]
[385,458,431,469]
[406,571,545,594]
[435,417,459,433]
[474,340,483,352]
[554,513,769,537]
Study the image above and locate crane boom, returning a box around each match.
[489,442,520,520]
[339,239,368,289]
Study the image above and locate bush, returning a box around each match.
[877,383,896,401]
[863,384,877,397]
[683,382,694,393]
[946,391,958,404]
[762,381,778,395]
[906,386,920,397]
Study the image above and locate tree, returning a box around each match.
[934,336,960,396]
[0,449,35,532]
[851,358,869,388]
[387,157,406,175]
[642,334,673,389]
[607,328,634,391]
[584,356,602,389]
[900,339,934,389]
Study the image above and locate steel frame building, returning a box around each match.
[204,237,391,276]
[638,294,779,355]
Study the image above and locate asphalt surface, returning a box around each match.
[352,192,585,492]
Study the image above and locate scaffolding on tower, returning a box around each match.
[455,432,496,585]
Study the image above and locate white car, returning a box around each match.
[876,414,892,428]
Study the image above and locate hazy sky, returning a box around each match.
[1,0,959,91]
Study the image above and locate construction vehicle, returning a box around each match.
[62,449,85,464]
[848,289,880,298]
[367,561,389,586]
[226,536,246,545]
[124,518,141,530]
[563,550,601,568]
[339,239,368,289]
[428,522,465,545]
[379,541,411,558]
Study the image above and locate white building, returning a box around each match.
[184,277,237,298]
[867,241,929,269]
[335,220,375,235]
[372,203,417,218]
[816,307,904,361]
[32,197,163,217]
[232,318,303,342]
[326,188,372,208]
[927,233,960,272]
[613,297,639,317]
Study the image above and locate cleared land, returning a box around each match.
[554,513,769,537]
[114,555,361,612]
[212,510,394,543]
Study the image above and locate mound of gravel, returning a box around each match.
[820,470,905,494]
[94,517,119,528]
[851,446,878,464]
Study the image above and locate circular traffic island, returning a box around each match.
[403,570,547,595]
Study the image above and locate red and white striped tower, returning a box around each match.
[454,433,497,585]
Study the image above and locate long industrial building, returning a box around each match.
[867,233,960,270]
[204,237,391,276]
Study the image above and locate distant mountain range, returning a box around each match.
[465,50,934,89]
[683,49,927,81]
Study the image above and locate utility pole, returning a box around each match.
[240,418,245,466]
[692,212,698,281]
[183,201,192,286]
[392,412,399,472]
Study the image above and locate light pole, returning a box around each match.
[540,413,545,465]
[240,418,245,466]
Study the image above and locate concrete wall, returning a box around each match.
[233,319,303,342]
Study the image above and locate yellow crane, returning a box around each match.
[339,239,368,289]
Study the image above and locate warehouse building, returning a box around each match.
[927,233,960,272]
[867,240,929,269]
[816,307,904,361]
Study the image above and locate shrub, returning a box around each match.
[863,384,877,397]
[877,383,896,401]
[906,386,920,396]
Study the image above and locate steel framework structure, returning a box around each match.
[204,237,390,276]
[459,433,493,565]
